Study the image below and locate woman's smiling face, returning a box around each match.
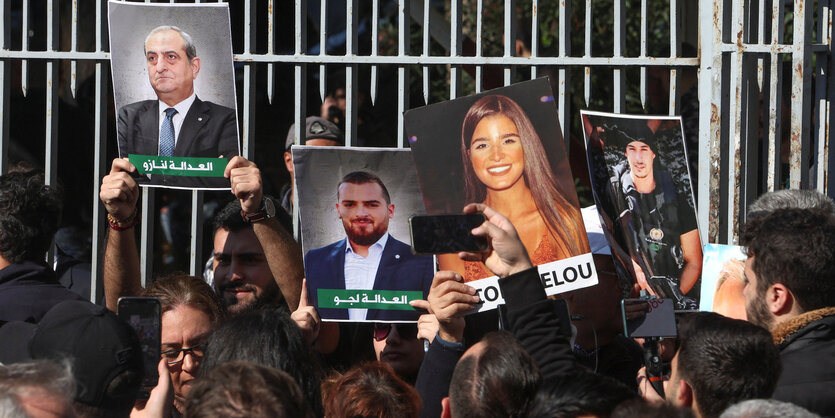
[469,114,526,192]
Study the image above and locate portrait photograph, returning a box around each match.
[108,1,239,190]
[292,146,432,322]
[582,110,702,311]
[405,78,593,287]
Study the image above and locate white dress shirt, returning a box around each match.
[157,92,197,149]
[343,233,389,321]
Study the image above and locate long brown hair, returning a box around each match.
[460,94,589,256]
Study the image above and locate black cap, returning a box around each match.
[285,116,344,151]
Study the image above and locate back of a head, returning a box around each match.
[747,189,835,217]
[610,398,696,418]
[199,307,321,413]
[676,312,781,418]
[449,331,541,418]
[185,361,314,418]
[526,370,638,418]
[718,399,820,418]
[740,207,835,312]
[0,170,62,264]
[0,360,75,417]
[324,362,421,418]
[141,274,225,325]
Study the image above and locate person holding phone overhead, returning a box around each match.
[439,95,589,281]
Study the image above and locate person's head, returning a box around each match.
[0,301,144,418]
[444,331,541,418]
[611,398,696,418]
[323,362,421,418]
[712,258,747,320]
[624,139,656,180]
[140,275,225,413]
[666,312,781,418]
[199,307,322,415]
[144,25,200,106]
[747,189,835,217]
[739,208,835,331]
[0,170,62,266]
[371,322,425,383]
[718,399,818,418]
[336,171,394,247]
[526,370,638,418]
[284,116,344,178]
[212,200,279,313]
[0,360,76,418]
[185,361,315,418]
[460,95,588,257]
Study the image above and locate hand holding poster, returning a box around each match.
[582,110,702,311]
[108,1,240,190]
[405,78,597,307]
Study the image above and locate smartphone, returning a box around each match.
[117,297,161,398]
[621,298,677,338]
[409,213,489,255]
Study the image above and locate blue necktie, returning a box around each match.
[159,107,177,156]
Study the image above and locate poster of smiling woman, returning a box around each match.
[405,78,596,306]
[108,1,239,190]
[582,110,702,311]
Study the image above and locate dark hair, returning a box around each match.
[324,362,421,418]
[449,331,541,418]
[526,370,638,418]
[338,171,391,204]
[460,95,588,257]
[675,312,781,418]
[747,189,835,217]
[140,275,225,325]
[184,361,314,418]
[740,207,835,311]
[0,170,62,263]
[212,199,249,234]
[610,398,695,418]
[199,307,322,415]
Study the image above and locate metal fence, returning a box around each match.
[0,0,830,302]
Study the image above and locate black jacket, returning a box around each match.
[771,307,835,417]
[0,260,87,323]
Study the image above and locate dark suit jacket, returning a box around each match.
[116,96,239,188]
[304,235,433,321]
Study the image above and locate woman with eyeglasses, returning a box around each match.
[371,322,431,385]
[140,275,225,416]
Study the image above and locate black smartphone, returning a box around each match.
[621,298,677,338]
[409,213,489,255]
[117,296,161,398]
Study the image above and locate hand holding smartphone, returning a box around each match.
[117,296,162,400]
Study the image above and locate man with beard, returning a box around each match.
[304,171,433,321]
[740,207,835,417]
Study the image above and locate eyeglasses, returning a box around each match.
[373,323,418,342]
[160,343,205,365]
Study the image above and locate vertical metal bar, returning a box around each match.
[725,0,744,241]
[71,0,78,98]
[584,0,592,106]
[475,0,483,92]
[558,0,571,148]
[140,189,155,287]
[370,0,379,105]
[765,0,783,191]
[826,5,835,196]
[267,0,274,104]
[0,0,10,173]
[613,0,625,112]
[45,0,58,186]
[90,0,107,304]
[530,0,538,79]
[422,0,430,104]
[668,0,680,115]
[758,0,765,44]
[503,0,516,85]
[319,0,327,102]
[189,190,204,276]
[450,0,462,98]
[814,1,829,190]
[789,0,813,188]
[397,0,411,147]
[242,0,256,159]
[345,0,359,144]
[698,0,722,245]
[640,0,648,109]
[21,0,29,97]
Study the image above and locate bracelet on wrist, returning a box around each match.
[107,208,140,231]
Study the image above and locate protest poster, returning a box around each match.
[292,146,432,322]
[700,244,747,320]
[109,1,239,190]
[582,110,702,311]
[405,78,597,310]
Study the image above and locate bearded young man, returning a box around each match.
[303,171,433,321]
[740,207,835,417]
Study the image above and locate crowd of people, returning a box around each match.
[1,138,834,417]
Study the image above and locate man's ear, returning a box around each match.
[191,56,201,78]
[675,379,694,409]
[441,397,452,418]
[768,283,794,316]
[387,203,395,219]
[283,151,294,175]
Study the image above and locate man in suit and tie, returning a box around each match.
[304,171,433,321]
[117,25,239,188]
